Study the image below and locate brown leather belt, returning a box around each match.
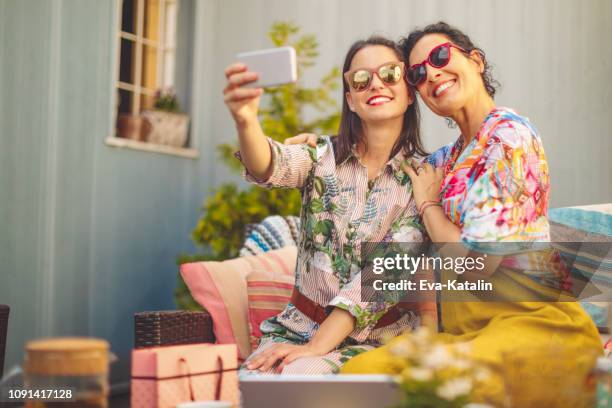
[290,289,405,329]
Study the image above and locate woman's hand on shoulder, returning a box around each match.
[223,63,263,126]
[246,342,325,373]
[402,159,444,209]
[284,133,318,147]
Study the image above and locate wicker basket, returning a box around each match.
[134,310,214,349]
[0,304,9,378]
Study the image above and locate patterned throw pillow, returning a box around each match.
[240,215,301,256]
[550,206,612,331]
[246,267,294,350]
[180,246,297,360]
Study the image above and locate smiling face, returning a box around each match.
[408,33,485,118]
[345,45,412,124]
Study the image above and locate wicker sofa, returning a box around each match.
[133,310,215,349]
[133,208,612,350]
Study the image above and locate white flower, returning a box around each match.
[311,251,332,273]
[411,326,431,347]
[388,339,415,357]
[436,377,473,401]
[408,367,433,382]
[474,367,491,382]
[452,358,472,371]
[392,226,423,243]
[453,342,472,355]
[421,345,451,369]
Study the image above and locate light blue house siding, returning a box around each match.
[0,0,217,384]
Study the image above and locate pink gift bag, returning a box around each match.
[131,343,239,408]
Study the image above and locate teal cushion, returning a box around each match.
[550,207,612,331]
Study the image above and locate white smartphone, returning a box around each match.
[235,46,297,88]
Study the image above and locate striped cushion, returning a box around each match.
[240,215,301,256]
[247,268,294,350]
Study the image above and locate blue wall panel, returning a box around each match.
[0,0,212,385]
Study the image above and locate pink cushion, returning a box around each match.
[246,267,294,350]
[180,246,297,359]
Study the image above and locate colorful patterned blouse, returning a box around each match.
[427,107,573,292]
[428,107,551,244]
[241,136,423,344]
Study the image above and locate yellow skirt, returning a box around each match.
[342,285,602,406]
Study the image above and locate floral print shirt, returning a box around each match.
[427,107,571,290]
[428,107,551,244]
[240,136,424,344]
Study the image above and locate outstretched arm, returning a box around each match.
[223,63,272,181]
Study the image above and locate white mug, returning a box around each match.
[176,401,233,408]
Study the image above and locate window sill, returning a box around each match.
[105,137,199,159]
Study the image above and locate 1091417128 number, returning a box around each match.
[3,388,75,401]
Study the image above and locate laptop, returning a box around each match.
[240,374,402,408]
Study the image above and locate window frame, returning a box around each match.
[107,0,199,159]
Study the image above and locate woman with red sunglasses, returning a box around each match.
[224,36,436,375]
[338,22,601,405]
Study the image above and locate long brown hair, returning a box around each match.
[335,36,427,164]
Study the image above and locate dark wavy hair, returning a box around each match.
[335,36,427,164]
[399,21,500,98]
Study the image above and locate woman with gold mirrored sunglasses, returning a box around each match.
[223,36,433,376]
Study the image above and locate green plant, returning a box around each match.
[154,88,180,112]
[175,21,341,308]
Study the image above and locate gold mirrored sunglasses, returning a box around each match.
[344,61,405,92]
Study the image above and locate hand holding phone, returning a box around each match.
[224,49,297,181]
[224,47,298,125]
[223,63,263,125]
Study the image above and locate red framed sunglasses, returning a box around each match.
[407,42,468,86]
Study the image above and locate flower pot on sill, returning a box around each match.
[117,114,149,141]
[142,110,190,148]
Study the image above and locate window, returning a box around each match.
[111,0,197,157]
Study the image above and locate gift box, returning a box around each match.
[131,343,239,408]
